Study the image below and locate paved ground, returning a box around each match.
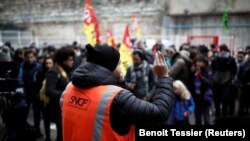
[0,107,57,141]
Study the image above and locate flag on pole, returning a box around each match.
[132,14,141,38]
[222,7,229,33]
[119,25,133,76]
[82,0,101,46]
[106,29,117,49]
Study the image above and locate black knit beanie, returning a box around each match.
[86,44,120,72]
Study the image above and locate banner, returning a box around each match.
[132,14,141,38]
[119,25,133,76]
[106,29,117,49]
[222,7,229,33]
[83,0,101,46]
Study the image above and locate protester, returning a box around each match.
[13,48,25,64]
[238,50,250,116]
[236,48,245,64]
[19,49,42,137]
[125,49,156,100]
[72,44,85,69]
[170,50,191,88]
[211,44,237,117]
[245,46,250,60]
[37,55,45,65]
[229,48,246,116]
[61,44,174,141]
[164,47,175,68]
[29,42,38,55]
[171,80,195,125]
[35,57,54,141]
[47,45,57,57]
[45,47,74,141]
[136,40,154,64]
[192,55,213,125]
[152,39,164,55]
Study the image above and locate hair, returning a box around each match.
[43,56,54,69]
[47,45,56,52]
[38,55,45,60]
[14,48,24,59]
[54,46,75,65]
[173,80,191,100]
[24,49,36,57]
[219,44,229,52]
[195,54,208,66]
[15,48,24,55]
[189,47,201,61]
[132,49,145,61]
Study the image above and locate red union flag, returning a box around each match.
[132,14,141,38]
[106,29,117,49]
[119,25,133,76]
[82,0,100,46]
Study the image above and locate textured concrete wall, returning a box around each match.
[0,0,249,48]
[0,0,166,45]
[168,0,250,15]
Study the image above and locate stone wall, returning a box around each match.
[0,0,250,48]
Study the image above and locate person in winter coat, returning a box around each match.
[19,50,41,136]
[136,40,154,64]
[192,55,213,125]
[35,57,54,140]
[164,47,176,69]
[172,80,195,125]
[170,50,191,88]
[125,49,156,100]
[238,50,250,116]
[211,44,237,117]
[61,44,174,141]
[45,47,74,141]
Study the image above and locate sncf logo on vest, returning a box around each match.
[68,95,91,110]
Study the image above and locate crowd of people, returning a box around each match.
[0,39,250,140]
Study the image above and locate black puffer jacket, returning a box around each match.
[72,62,174,135]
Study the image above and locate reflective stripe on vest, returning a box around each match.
[62,83,135,141]
[93,85,119,141]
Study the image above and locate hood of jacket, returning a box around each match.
[71,62,118,88]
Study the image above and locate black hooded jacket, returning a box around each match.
[71,62,174,135]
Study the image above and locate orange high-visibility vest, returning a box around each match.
[62,83,135,141]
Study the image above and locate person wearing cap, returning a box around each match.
[61,44,174,141]
[211,44,237,118]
